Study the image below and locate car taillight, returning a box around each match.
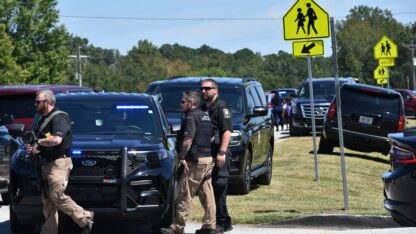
[390,145,416,166]
[267,103,273,109]
[397,115,405,132]
[327,102,336,120]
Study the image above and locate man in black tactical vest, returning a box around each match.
[200,79,233,232]
[161,91,216,234]
[26,89,94,234]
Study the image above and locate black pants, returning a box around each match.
[212,176,231,226]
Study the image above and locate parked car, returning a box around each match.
[382,128,416,226]
[0,85,92,205]
[0,114,13,204]
[319,83,405,155]
[395,89,416,118]
[8,92,178,233]
[290,77,356,136]
[265,92,275,112]
[147,77,274,194]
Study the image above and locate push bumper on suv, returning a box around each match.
[11,148,175,225]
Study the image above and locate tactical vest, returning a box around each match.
[189,109,212,158]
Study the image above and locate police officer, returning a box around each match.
[26,89,94,234]
[200,79,233,232]
[161,91,216,234]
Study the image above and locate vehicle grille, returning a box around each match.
[70,151,143,177]
[71,151,121,178]
[301,103,330,119]
[0,145,6,159]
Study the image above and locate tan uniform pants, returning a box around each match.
[171,157,216,233]
[40,157,93,234]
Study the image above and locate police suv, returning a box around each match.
[147,77,274,195]
[8,93,178,233]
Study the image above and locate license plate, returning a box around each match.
[359,116,373,125]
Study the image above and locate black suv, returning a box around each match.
[147,77,274,195]
[8,93,178,233]
[319,83,405,155]
[290,78,356,136]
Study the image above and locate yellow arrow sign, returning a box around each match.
[376,78,388,85]
[374,66,389,79]
[283,0,330,40]
[292,40,324,57]
[374,36,398,59]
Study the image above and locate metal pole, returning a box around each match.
[405,40,416,90]
[307,57,319,181]
[77,46,82,87]
[407,75,410,90]
[331,17,349,210]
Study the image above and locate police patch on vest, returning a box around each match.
[223,109,231,118]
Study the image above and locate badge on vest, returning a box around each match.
[223,109,231,119]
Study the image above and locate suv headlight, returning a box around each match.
[127,149,168,162]
[229,130,242,146]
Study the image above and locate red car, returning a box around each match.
[395,89,416,117]
[0,85,92,130]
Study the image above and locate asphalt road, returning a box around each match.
[0,130,415,233]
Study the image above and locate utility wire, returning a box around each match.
[60,11,416,21]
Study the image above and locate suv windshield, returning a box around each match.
[0,94,35,118]
[153,86,244,114]
[58,101,162,138]
[299,81,337,99]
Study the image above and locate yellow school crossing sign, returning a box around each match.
[283,0,330,40]
[374,66,389,79]
[374,36,398,59]
[376,78,388,85]
[292,40,324,57]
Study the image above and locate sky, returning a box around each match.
[56,0,416,57]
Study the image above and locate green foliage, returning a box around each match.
[0,0,69,84]
[0,23,27,84]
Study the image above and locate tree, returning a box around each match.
[0,0,69,84]
[0,23,27,84]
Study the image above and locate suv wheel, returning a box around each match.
[318,136,334,154]
[257,143,273,185]
[232,150,251,195]
[1,190,10,205]
[10,205,35,233]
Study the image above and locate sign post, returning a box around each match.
[283,0,330,182]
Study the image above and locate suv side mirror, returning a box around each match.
[0,114,13,125]
[7,123,25,138]
[250,106,268,117]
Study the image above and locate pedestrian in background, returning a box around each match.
[161,91,216,234]
[26,89,94,234]
[200,79,233,233]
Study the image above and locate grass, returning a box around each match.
[187,135,390,224]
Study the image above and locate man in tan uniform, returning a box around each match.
[27,89,94,234]
[160,91,216,234]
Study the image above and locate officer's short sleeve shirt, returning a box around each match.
[216,99,233,134]
[183,113,196,138]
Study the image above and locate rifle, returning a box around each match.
[23,131,46,199]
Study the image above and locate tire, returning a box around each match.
[1,190,10,205]
[318,136,334,154]
[152,178,177,233]
[257,143,273,185]
[232,150,251,195]
[10,205,35,233]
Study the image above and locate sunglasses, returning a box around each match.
[35,100,47,105]
[200,86,216,91]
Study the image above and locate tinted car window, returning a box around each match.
[299,82,337,99]
[152,86,244,114]
[341,88,400,118]
[0,94,35,118]
[255,86,267,107]
[57,101,162,138]
[400,91,410,99]
[249,87,262,106]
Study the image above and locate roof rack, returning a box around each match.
[242,77,256,83]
